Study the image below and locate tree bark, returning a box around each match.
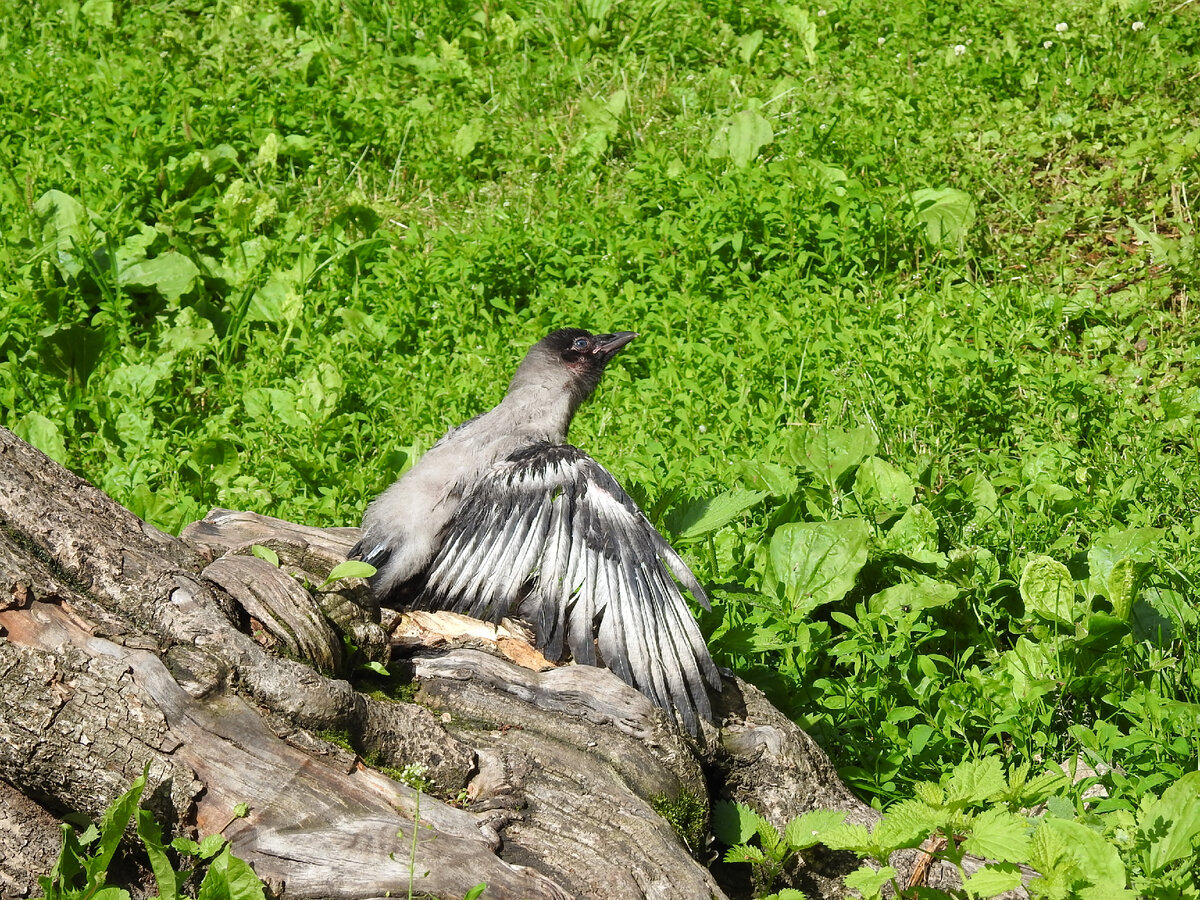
[0,428,1012,899]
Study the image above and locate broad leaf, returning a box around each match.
[842,864,897,898]
[1029,816,1126,894]
[725,109,774,167]
[712,800,759,845]
[117,252,200,300]
[873,799,940,850]
[1139,770,1200,875]
[323,559,377,586]
[944,756,1006,806]
[1020,556,1077,625]
[879,504,945,566]
[197,845,266,900]
[770,519,870,613]
[14,413,68,464]
[672,489,768,542]
[962,862,1024,898]
[961,807,1031,863]
[910,187,976,246]
[783,809,847,850]
[869,578,958,616]
[84,769,147,884]
[797,425,877,486]
[853,456,915,514]
[137,809,182,900]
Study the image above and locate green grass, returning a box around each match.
[3,0,1198,894]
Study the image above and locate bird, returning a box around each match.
[349,328,721,734]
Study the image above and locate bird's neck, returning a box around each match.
[495,382,579,442]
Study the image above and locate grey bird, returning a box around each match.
[350,328,721,734]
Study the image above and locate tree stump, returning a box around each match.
[0,428,1010,899]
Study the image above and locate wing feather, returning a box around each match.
[415,441,720,733]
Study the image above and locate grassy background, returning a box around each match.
[2,0,1198,884]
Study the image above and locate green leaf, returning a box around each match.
[945,757,1006,807]
[797,426,877,486]
[1029,816,1125,895]
[1085,526,1161,612]
[913,781,945,808]
[1019,556,1077,625]
[873,799,940,851]
[961,472,998,518]
[907,724,935,757]
[724,843,767,863]
[195,834,228,860]
[671,489,768,542]
[868,578,958,616]
[34,189,103,278]
[137,809,182,900]
[842,864,897,898]
[783,809,847,850]
[84,769,148,884]
[81,0,114,26]
[321,559,377,587]
[910,187,976,246]
[736,30,763,64]
[464,884,488,900]
[1105,557,1139,620]
[961,807,1031,863]
[43,822,88,899]
[736,460,799,497]
[451,118,486,158]
[962,862,1024,898]
[37,322,108,389]
[777,6,819,64]
[754,814,785,857]
[196,845,266,900]
[712,801,759,845]
[818,822,872,853]
[879,504,945,566]
[728,109,774,167]
[117,252,200,300]
[769,519,870,613]
[1139,770,1200,875]
[251,545,280,567]
[853,456,915,514]
[14,412,68,464]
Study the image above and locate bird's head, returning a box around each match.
[510,328,638,411]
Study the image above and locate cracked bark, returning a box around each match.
[0,428,1020,899]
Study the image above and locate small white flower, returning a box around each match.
[817,8,827,16]
[877,36,886,45]
[1065,77,1071,85]
[1055,22,1068,32]
[954,44,966,55]
[1043,40,1054,48]
[1132,21,1145,31]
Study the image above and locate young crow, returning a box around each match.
[350,328,721,734]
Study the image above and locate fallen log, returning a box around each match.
[0,427,1013,898]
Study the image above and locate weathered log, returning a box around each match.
[0,428,1020,899]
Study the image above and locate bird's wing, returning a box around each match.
[418,442,721,733]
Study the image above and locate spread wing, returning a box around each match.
[416,442,721,734]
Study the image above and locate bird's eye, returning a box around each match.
[572,337,590,351]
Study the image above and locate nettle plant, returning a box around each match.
[694,424,1196,797]
[715,758,1200,899]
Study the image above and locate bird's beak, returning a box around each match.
[592,332,638,359]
